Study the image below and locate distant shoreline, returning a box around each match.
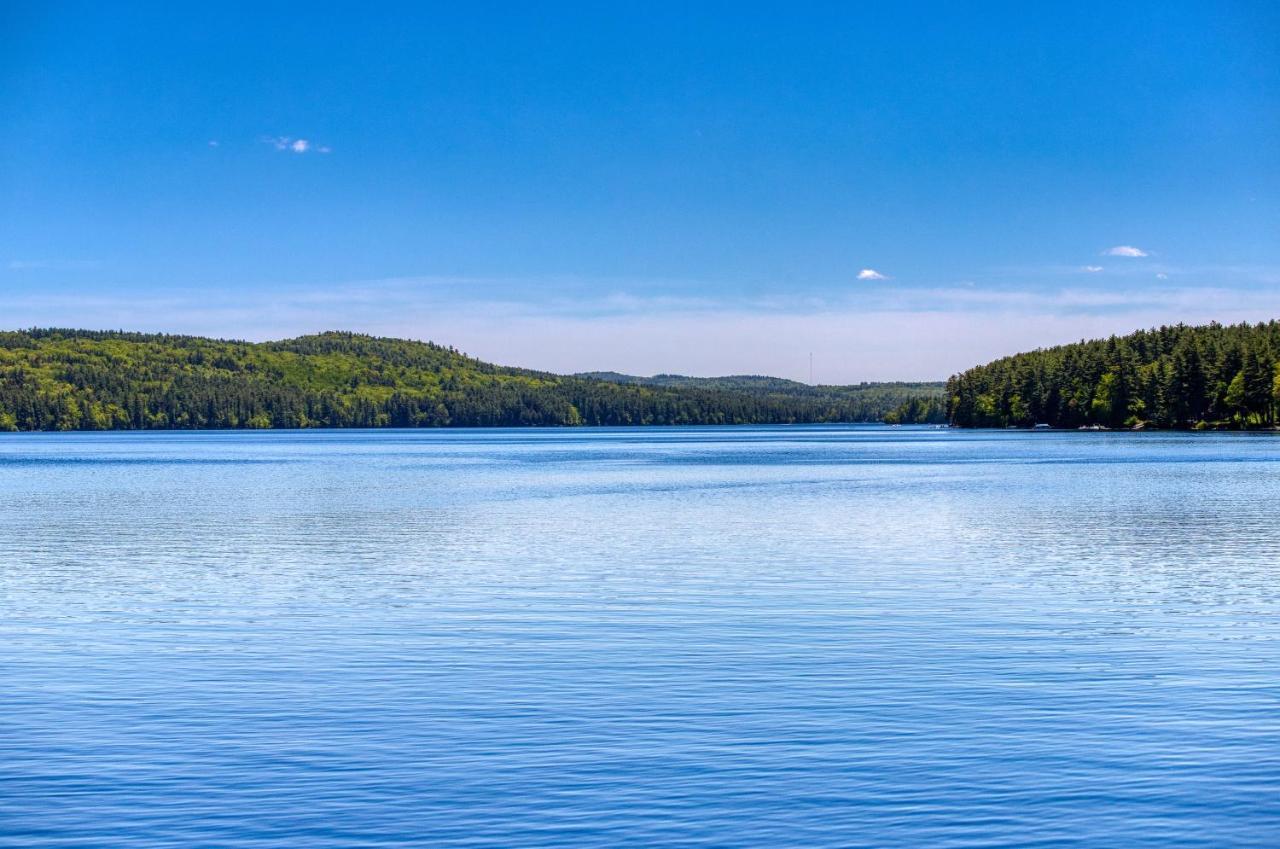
[0,329,945,432]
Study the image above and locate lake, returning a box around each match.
[2,426,1278,847]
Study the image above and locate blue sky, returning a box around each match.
[2,2,1278,380]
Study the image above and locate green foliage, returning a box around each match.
[0,329,944,431]
[947,321,1280,429]
[582,371,945,423]
[1224,371,1247,419]
[1090,371,1119,425]
[883,394,948,425]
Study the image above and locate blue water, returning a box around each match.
[2,426,1279,847]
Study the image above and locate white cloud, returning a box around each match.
[1156,272,1168,280]
[1083,265,1104,273]
[208,140,219,147]
[265,136,328,154]
[856,268,887,281]
[1104,245,1149,257]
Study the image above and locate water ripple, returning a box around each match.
[2,427,1278,847]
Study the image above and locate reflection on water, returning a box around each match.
[2,427,1279,847]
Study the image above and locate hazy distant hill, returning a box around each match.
[0,329,945,431]
[577,372,819,392]
[579,371,946,422]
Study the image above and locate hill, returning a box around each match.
[0,329,944,431]
[947,320,1280,429]
[577,371,945,422]
[578,372,821,392]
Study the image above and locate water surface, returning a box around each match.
[3,427,1278,847]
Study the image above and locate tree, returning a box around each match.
[1091,372,1120,426]
[1241,346,1271,423]
[1273,362,1280,424]
[1225,371,1247,422]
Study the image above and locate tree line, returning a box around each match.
[946,320,1280,429]
[0,329,944,431]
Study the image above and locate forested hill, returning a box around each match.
[579,372,818,391]
[578,371,945,422]
[0,329,944,431]
[947,320,1280,429]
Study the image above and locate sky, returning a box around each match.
[2,1,1278,381]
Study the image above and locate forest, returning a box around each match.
[0,329,944,431]
[579,371,945,423]
[946,320,1280,429]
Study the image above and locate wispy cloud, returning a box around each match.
[856,268,887,281]
[1104,245,1149,257]
[7,259,102,271]
[1082,265,1104,273]
[4,276,1278,381]
[264,136,331,154]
